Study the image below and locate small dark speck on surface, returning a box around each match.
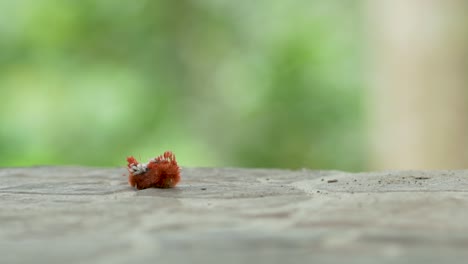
[414,177,430,180]
[327,179,338,183]
[201,188,207,191]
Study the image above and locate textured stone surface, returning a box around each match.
[1,167,468,264]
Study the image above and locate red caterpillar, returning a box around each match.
[126,151,180,189]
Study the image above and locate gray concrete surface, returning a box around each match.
[1,167,468,264]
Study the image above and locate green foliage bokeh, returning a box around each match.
[0,0,366,170]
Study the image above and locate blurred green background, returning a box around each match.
[0,0,366,170]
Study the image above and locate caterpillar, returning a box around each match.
[126,151,180,189]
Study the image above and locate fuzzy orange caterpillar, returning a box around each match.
[126,151,181,190]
